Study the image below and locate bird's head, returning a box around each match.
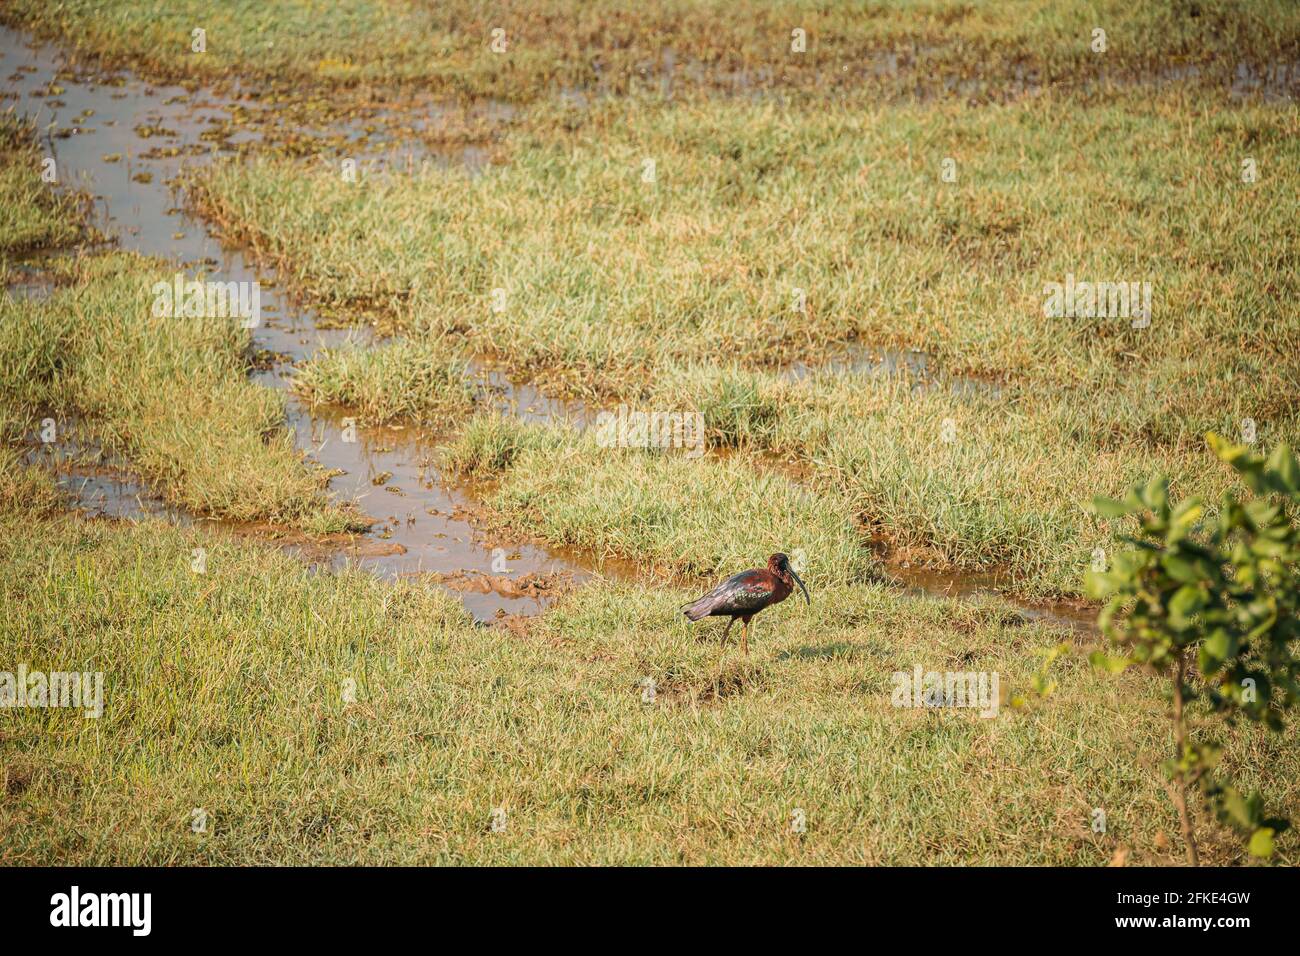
[768,553,810,605]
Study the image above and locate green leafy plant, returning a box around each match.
[1085,434,1300,864]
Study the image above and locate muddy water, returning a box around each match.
[26,434,179,522]
[781,342,1002,399]
[886,563,1098,634]
[0,26,597,620]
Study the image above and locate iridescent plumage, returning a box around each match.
[682,553,810,656]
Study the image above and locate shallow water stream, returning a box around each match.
[1,25,602,621]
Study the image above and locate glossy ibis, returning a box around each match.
[682,553,810,657]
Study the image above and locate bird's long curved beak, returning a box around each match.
[790,567,810,605]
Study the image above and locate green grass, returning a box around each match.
[444,413,873,586]
[653,363,1279,595]
[293,337,475,426]
[2,509,1296,864]
[0,252,357,530]
[191,91,1300,403]
[440,371,1239,597]
[0,113,83,256]
[188,90,1300,593]
[0,445,63,517]
[6,0,1299,103]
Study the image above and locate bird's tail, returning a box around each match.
[681,596,713,622]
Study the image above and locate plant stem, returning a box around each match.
[1172,649,1199,866]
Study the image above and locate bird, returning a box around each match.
[681,553,810,657]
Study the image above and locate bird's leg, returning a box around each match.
[718,619,735,668]
[715,619,735,683]
[741,620,750,658]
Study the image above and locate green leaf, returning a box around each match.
[1169,584,1205,628]
[1219,788,1253,829]
[1088,650,1133,674]
[1266,444,1300,497]
[1170,499,1204,535]
[1248,827,1275,858]
[1206,431,1233,460]
[1161,552,1208,584]
[1199,630,1233,675]
[1084,568,1126,599]
[1244,499,1280,529]
[1251,536,1291,559]
[1209,432,1254,471]
[1143,476,1169,513]
[1205,629,1232,659]
[1088,495,1137,519]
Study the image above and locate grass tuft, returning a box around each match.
[293,337,476,425]
[0,112,83,255]
[0,253,358,530]
[445,414,876,585]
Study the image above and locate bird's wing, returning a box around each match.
[685,570,773,615]
[726,576,778,612]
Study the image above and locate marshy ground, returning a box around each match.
[1,2,1297,865]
